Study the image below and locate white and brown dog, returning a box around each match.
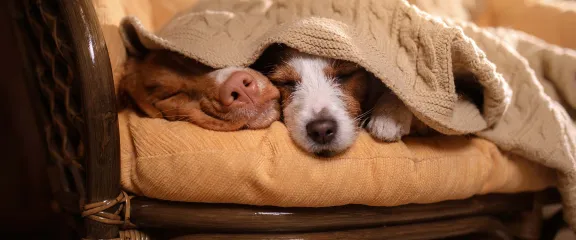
[253,46,417,156]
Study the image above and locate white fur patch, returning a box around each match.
[209,67,266,90]
[208,67,245,85]
[283,53,357,153]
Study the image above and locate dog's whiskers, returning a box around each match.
[353,108,374,128]
[354,107,374,121]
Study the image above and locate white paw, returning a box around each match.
[365,92,413,142]
[367,114,411,142]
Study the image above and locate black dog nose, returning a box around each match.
[306,119,337,144]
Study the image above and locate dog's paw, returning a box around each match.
[367,113,411,142]
[365,92,413,142]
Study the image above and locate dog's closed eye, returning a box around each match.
[160,91,184,101]
[326,60,362,83]
[335,69,361,83]
[273,80,297,90]
[269,64,300,90]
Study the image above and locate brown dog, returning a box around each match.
[119,50,281,131]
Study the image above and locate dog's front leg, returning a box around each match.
[366,91,413,142]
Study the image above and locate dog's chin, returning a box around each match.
[245,102,281,129]
[314,150,341,158]
[310,143,351,158]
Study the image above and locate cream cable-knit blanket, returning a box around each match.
[120,0,576,229]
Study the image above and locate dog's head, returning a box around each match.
[119,50,281,131]
[253,46,384,156]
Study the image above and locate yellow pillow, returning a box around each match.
[120,110,555,206]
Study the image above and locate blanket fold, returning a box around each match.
[118,0,576,230]
[120,0,511,135]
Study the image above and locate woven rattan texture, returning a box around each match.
[23,0,86,211]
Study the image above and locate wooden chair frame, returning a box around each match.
[4,0,567,239]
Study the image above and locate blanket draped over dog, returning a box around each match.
[120,0,576,229]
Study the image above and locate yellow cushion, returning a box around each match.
[97,0,555,206]
[120,110,555,206]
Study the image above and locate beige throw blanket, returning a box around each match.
[120,0,576,229]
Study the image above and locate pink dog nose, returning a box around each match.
[219,71,259,106]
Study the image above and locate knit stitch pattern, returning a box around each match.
[121,0,510,135]
[119,0,576,230]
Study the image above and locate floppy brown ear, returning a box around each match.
[116,58,138,110]
[117,58,163,117]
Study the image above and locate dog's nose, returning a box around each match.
[306,119,337,144]
[219,71,259,106]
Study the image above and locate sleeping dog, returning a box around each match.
[120,48,421,156]
[119,50,281,131]
[253,46,421,156]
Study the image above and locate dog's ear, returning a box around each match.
[250,43,290,75]
[117,57,164,117]
[116,57,140,111]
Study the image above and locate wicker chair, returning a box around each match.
[3,0,568,239]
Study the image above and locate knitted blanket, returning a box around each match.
[120,0,576,229]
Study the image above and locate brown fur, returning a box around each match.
[119,50,280,131]
[267,63,300,110]
[324,60,372,119]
